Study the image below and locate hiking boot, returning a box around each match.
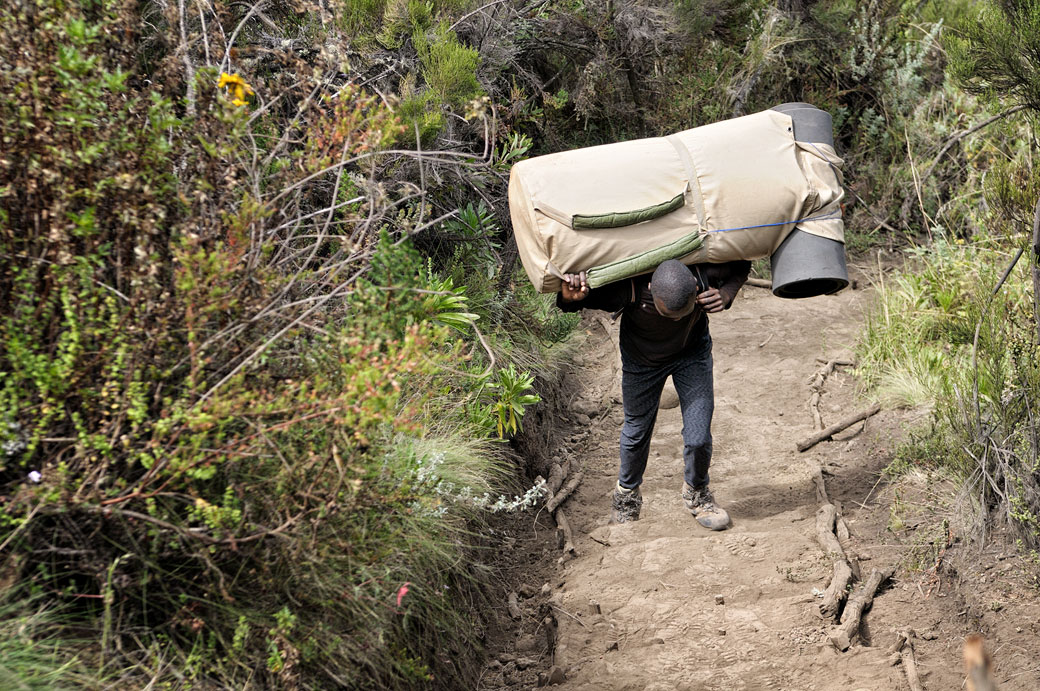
[611,484,642,523]
[682,482,730,530]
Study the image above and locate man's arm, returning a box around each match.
[695,260,751,313]
[716,260,751,309]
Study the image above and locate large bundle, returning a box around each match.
[508,109,844,294]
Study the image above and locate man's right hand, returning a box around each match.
[560,271,589,302]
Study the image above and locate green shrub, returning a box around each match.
[1,2,564,688]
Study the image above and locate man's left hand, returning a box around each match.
[696,288,725,313]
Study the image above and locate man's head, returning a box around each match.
[650,260,699,320]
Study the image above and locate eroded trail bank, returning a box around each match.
[520,265,1029,691]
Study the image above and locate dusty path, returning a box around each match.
[546,273,933,691]
[485,262,1040,690]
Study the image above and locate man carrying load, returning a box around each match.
[557,259,749,529]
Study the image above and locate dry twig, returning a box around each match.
[828,566,894,650]
[797,403,881,452]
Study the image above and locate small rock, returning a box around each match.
[651,636,665,645]
[606,640,619,652]
[516,636,538,652]
[659,381,680,409]
[921,630,938,640]
[540,582,552,596]
[547,665,567,685]
[487,660,502,671]
[516,657,536,670]
[498,653,516,663]
[575,413,592,426]
[717,628,726,636]
[714,594,725,605]
[537,672,549,687]
[519,584,539,598]
[572,399,600,418]
[588,600,601,615]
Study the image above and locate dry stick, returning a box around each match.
[971,247,1026,427]
[892,631,925,691]
[545,472,584,514]
[555,507,577,557]
[921,105,1028,184]
[808,359,843,431]
[809,391,824,431]
[507,592,522,620]
[815,357,854,366]
[797,403,881,452]
[541,461,579,559]
[811,465,830,505]
[814,464,856,552]
[816,504,854,620]
[828,566,895,651]
[545,462,566,496]
[177,0,196,115]
[745,277,772,289]
[1031,197,1040,354]
[847,188,901,234]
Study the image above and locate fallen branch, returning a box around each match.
[745,277,772,289]
[829,566,895,650]
[545,471,584,514]
[507,591,522,620]
[546,462,566,496]
[892,630,924,691]
[797,403,881,452]
[555,507,577,557]
[807,358,852,431]
[815,358,854,366]
[811,464,830,505]
[816,504,854,620]
[808,360,836,430]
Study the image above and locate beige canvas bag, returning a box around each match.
[508,109,844,293]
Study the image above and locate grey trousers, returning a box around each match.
[618,327,714,490]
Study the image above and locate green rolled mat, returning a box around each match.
[585,231,705,289]
[572,193,686,230]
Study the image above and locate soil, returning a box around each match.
[480,257,1040,691]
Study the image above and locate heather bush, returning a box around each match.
[1,0,556,687]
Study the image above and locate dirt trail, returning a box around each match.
[540,270,948,691]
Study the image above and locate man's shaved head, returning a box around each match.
[651,260,699,312]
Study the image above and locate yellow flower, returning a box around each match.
[218,72,254,107]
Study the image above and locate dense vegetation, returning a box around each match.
[1,0,1039,687]
[858,0,1040,553]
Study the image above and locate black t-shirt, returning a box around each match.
[556,261,750,366]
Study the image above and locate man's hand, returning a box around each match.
[560,271,589,302]
[696,287,725,313]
